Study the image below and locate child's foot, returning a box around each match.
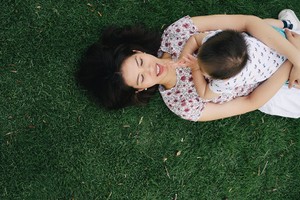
[278,9,300,31]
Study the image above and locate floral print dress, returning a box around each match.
[158,16,285,121]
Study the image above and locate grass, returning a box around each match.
[1,0,300,199]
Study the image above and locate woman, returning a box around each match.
[77,11,300,121]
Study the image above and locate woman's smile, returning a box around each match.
[121,52,173,89]
[156,63,164,77]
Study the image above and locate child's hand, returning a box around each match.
[177,54,187,67]
[177,53,191,67]
[285,29,300,88]
[180,54,200,72]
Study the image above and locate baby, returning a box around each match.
[178,17,298,100]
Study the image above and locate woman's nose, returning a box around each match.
[141,65,151,75]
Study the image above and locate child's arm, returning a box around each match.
[179,33,219,99]
[179,33,205,60]
[191,14,300,88]
[181,34,202,56]
[199,60,292,121]
[182,54,219,99]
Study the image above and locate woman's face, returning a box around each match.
[121,52,171,90]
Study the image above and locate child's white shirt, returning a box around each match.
[203,30,287,95]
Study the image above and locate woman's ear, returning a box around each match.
[135,88,146,93]
[132,50,143,54]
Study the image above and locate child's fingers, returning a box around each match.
[285,29,296,44]
[285,29,293,38]
[177,59,190,68]
[292,31,300,39]
[285,29,300,39]
[177,59,185,65]
[186,54,197,61]
[182,56,193,64]
[285,29,300,50]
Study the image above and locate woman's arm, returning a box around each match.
[199,60,292,121]
[191,14,300,87]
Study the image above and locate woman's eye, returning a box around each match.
[138,74,144,85]
[141,75,144,83]
[140,58,143,66]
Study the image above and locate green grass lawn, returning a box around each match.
[1,0,300,199]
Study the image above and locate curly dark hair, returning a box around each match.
[76,25,161,109]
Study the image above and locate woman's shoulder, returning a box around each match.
[159,16,199,59]
[162,15,195,34]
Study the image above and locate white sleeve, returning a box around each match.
[208,79,235,94]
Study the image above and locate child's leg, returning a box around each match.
[263,18,284,28]
[263,9,300,31]
[262,9,300,38]
[263,18,286,38]
[278,9,300,30]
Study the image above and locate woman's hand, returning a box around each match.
[286,29,300,49]
[285,29,300,88]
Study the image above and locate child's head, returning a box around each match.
[197,30,249,79]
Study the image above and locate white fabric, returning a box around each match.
[259,84,300,118]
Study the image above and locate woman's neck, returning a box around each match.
[160,58,177,89]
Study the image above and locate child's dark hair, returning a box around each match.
[198,30,249,79]
[76,25,161,109]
